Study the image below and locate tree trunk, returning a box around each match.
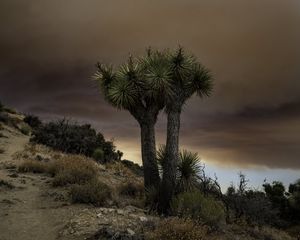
[159,109,181,213]
[140,122,160,189]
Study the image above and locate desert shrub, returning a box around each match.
[287,179,300,222]
[51,155,98,186]
[145,217,208,240]
[0,179,15,189]
[225,186,279,225]
[0,148,4,154]
[70,179,111,206]
[92,148,104,162]
[23,114,42,129]
[224,175,281,226]
[118,181,144,198]
[30,119,120,162]
[18,160,48,173]
[121,159,143,176]
[4,107,17,114]
[263,181,288,214]
[20,124,31,135]
[171,191,225,228]
[106,161,133,177]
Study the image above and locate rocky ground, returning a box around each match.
[0,116,155,240]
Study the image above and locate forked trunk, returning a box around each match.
[140,122,160,189]
[159,108,181,213]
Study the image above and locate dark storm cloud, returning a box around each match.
[0,0,300,168]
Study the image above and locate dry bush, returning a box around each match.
[18,155,98,187]
[118,181,144,198]
[70,178,111,206]
[106,161,133,177]
[0,148,4,154]
[51,155,98,186]
[18,159,48,173]
[145,217,208,240]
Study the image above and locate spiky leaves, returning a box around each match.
[186,63,213,98]
[167,47,213,106]
[156,145,202,193]
[177,150,202,192]
[94,63,115,98]
[141,50,173,100]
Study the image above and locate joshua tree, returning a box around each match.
[93,51,170,189]
[159,47,213,213]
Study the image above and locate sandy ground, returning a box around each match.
[0,127,81,240]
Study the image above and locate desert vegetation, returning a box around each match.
[94,47,212,213]
[30,119,122,163]
[0,44,299,239]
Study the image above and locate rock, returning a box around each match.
[117,209,125,215]
[127,228,135,236]
[139,216,148,222]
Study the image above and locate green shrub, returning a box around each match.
[30,119,121,162]
[171,191,225,227]
[92,148,104,162]
[23,114,42,129]
[70,179,111,206]
[145,217,208,240]
[20,124,31,135]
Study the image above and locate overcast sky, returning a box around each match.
[1,0,299,189]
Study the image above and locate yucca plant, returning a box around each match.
[93,50,171,189]
[177,150,202,193]
[156,146,202,193]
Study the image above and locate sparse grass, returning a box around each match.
[145,217,208,240]
[70,178,111,206]
[0,179,15,189]
[18,160,48,173]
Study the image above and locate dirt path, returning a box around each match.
[0,127,77,240]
